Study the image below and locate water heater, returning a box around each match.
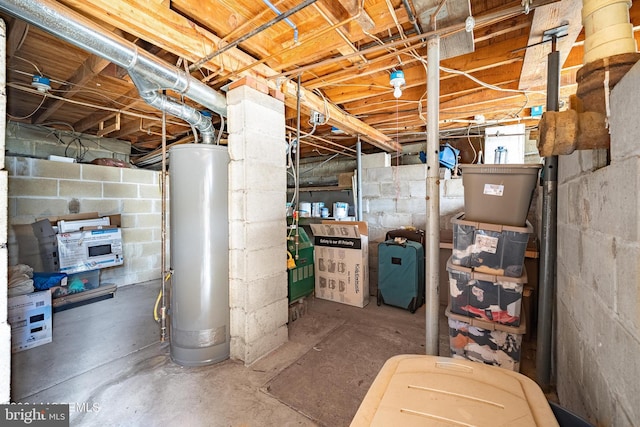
[169,144,230,366]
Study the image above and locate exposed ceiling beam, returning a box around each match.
[7,18,28,58]
[73,87,140,132]
[305,32,531,90]
[518,0,582,90]
[32,54,111,124]
[59,0,395,150]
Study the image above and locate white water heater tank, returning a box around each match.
[169,144,230,366]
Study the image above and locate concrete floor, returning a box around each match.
[10,280,539,426]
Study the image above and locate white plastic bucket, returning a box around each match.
[299,202,311,218]
[333,202,349,219]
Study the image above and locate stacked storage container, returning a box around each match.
[445,164,541,372]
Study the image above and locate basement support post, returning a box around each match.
[425,35,440,355]
[356,136,363,221]
[536,35,560,392]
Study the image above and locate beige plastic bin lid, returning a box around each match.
[350,354,558,427]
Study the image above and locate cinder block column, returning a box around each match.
[227,78,288,365]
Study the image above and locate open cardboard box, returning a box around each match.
[310,221,369,308]
[17,212,124,274]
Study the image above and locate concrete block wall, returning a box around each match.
[555,61,640,426]
[293,156,356,188]
[6,156,163,286]
[6,122,131,163]
[362,160,464,296]
[227,83,288,365]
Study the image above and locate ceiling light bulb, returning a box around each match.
[393,86,402,98]
[465,16,475,33]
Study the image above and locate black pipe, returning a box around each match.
[536,38,560,392]
[190,0,318,71]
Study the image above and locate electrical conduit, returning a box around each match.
[262,0,299,43]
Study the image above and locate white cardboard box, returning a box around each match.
[29,214,124,274]
[57,228,124,274]
[311,221,369,308]
[8,290,52,353]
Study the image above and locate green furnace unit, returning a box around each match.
[287,227,315,302]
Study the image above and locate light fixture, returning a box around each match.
[465,16,475,33]
[390,70,405,99]
[31,75,51,93]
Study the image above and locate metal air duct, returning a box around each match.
[0,0,226,139]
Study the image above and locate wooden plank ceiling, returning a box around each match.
[2,0,640,166]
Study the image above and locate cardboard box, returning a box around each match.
[57,228,123,274]
[311,221,369,308]
[8,290,53,353]
[29,214,124,274]
[338,171,354,188]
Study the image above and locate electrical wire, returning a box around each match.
[190,123,199,144]
[8,82,191,128]
[7,94,46,120]
[13,55,43,76]
[466,124,477,164]
[216,113,225,145]
[439,65,546,96]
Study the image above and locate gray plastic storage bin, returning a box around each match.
[447,257,527,326]
[447,305,526,372]
[460,164,541,226]
[451,212,532,277]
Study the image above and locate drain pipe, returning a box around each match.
[0,0,227,119]
[190,0,317,71]
[536,33,560,393]
[425,35,440,355]
[401,0,422,37]
[356,135,363,221]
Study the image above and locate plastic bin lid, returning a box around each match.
[459,163,542,175]
[446,304,527,335]
[451,211,534,234]
[351,354,558,427]
[446,256,529,284]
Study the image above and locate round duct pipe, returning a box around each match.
[169,144,230,366]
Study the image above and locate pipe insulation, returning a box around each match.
[582,0,636,63]
[0,0,226,137]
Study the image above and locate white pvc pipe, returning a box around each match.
[582,0,636,63]
[425,36,440,355]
